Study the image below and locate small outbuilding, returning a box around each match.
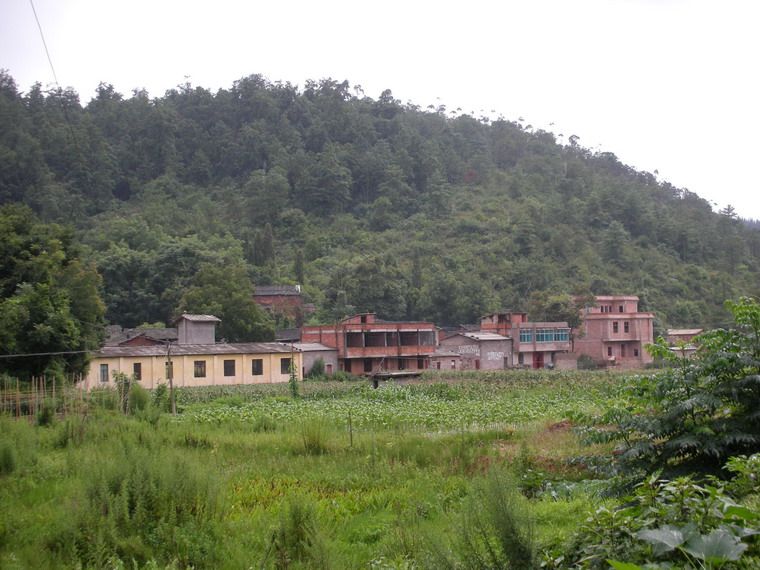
[439,332,513,370]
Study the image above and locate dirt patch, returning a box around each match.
[547,419,573,432]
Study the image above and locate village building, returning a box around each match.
[438,332,513,370]
[85,314,335,389]
[300,313,437,376]
[254,284,313,326]
[666,328,703,345]
[430,348,463,371]
[104,325,177,347]
[573,295,655,368]
[294,342,339,377]
[479,312,572,369]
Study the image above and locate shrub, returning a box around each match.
[0,442,16,476]
[36,397,57,426]
[576,354,598,370]
[128,383,150,414]
[306,358,325,378]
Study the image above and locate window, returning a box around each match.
[624,321,630,333]
[536,328,554,342]
[619,305,624,313]
[100,363,109,383]
[554,329,570,342]
[398,358,405,370]
[280,358,292,375]
[194,360,206,378]
[607,346,613,357]
[224,359,235,377]
[613,322,619,333]
[133,362,142,381]
[436,361,441,370]
[621,344,626,357]
[251,358,263,375]
[520,329,533,343]
[165,360,173,379]
[450,360,456,369]
[634,348,639,357]
[364,358,373,373]
[417,357,425,369]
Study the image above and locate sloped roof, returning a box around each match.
[95,342,295,358]
[255,285,301,296]
[667,328,704,336]
[293,342,336,352]
[174,314,221,323]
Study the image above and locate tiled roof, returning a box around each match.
[255,285,301,296]
[667,329,704,336]
[95,342,294,358]
[293,342,336,352]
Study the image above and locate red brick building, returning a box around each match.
[254,285,310,325]
[573,295,654,368]
[300,313,437,376]
[480,312,572,369]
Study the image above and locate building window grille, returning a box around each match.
[223,359,235,377]
[554,329,570,342]
[252,359,263,375]
[100,363,109,383]
[634,348,639,357]
[607,346,613,357]
[280,358,292,375]
[613,322,619,334]
[194,360,206,378]
[624,322,630,333]
[536,328,554,342]
[133,362,141,381]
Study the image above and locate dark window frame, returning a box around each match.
[280,358,292,375]
[252,358,263,376]
[194,360,206,378]
[223,359,235,377]
[100,363,109,383]
[133,362,142,381]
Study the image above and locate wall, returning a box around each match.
[439,336,512,370]
[85,351,302,389]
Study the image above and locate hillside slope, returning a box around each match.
[1,71,758,331]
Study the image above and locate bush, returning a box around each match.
[36,397,57,426]
[306,358,325,378]
[128,383,150,414]
[576,354,598,370]
[0,442,16,476]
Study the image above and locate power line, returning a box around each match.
[29,0,59,87]
[0,350,94,360]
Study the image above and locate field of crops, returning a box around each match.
[178,372,625,430]
[4,370,754,569]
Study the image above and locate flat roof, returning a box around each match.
[174,314,221,323]
[461,332,510,341]
[667,328,703,336]
[292,342,336,352]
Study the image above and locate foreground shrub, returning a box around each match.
[53,442,224,568]
[544,462,760,569]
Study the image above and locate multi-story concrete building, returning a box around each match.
[573,295,655,368]
[300,313,437,376]
[479,312,572,369]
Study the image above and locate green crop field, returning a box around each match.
[0,370,757,569]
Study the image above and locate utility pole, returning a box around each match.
[166,341,176,415]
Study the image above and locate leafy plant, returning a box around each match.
[586,297,760,477]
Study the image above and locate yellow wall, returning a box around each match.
[84,351,302,390]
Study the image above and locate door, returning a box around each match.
[532,352,544,369]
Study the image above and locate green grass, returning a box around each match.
[0,372,621,568]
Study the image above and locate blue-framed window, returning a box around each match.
[520,329,533,343]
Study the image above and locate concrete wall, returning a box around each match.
[85,351,303,390]
[301,350,339,377]
[439,336,512,370]
[177,320,216,345]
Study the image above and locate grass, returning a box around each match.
[0,372,621,568]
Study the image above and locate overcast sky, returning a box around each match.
[2,0,758,219]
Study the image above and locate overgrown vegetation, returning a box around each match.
[1,70,759,342]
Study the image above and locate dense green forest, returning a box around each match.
[2,70,760,341]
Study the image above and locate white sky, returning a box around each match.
[1,0,759,219]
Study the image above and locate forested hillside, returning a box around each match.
[2,70,759,334]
